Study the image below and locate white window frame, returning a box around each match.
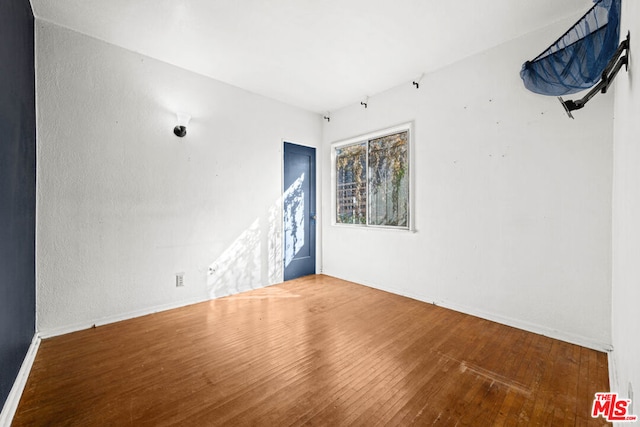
[331,122,414,231]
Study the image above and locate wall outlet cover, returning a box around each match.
[176,273,185,287]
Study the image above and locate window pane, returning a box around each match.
[368,131,409,227]
[336,143,367,224]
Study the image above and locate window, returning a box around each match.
[333,124,411,229]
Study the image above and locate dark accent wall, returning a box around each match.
[0,0,36,410]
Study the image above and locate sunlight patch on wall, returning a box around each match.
[268,201,283,285]
[207,194,287,299]
[207,219,261,298]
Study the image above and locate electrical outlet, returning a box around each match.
[176,273,184,287]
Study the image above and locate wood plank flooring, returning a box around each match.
[13,275,609,426]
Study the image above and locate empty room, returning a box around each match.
[2,0,639,425]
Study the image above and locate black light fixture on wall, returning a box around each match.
[173,112,191,137]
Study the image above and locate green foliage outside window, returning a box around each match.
[335,130,409,228]
[336,142,367,224]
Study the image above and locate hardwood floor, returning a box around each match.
[13,275,609,426]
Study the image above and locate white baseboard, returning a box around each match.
[38,281,288,339]
[38,296,209,339]
[608,351,627,427]
[608,349,619,392]
[0,333,41,427]
[328,273,613,353]
[435,297,613,353]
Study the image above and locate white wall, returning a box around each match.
[611,1,640,409]
[321,19,614,351]
[35,21,322,336]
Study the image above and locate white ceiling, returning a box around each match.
[30,0,593,113]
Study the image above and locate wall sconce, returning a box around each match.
[173,112,191,137]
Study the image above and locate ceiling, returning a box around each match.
[30,0,593,113]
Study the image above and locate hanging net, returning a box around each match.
[520,0,621,96]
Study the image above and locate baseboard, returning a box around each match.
[0,333,41,427]
[327,273,613,352]
[608,351,628,427]
[38,281,289,339]
[434,298,613,353]
[38,296,210,339]
[608,349,619,392]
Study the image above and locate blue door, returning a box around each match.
[283,142,316,281]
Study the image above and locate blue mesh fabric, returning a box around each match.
[520,0,621,96]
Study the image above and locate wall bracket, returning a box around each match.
[558,32,630,119]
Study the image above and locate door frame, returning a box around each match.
[282,140,319,281]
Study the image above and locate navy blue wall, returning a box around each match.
[0,0,36,410]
